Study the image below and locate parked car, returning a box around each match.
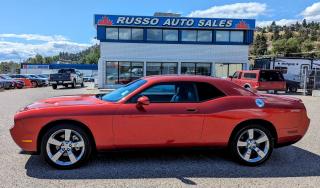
[229,70,286,93]
[0,80,4,91]
[0,78,14,89]
[8,74,32,88]
[49,69,84,89]
[10,75,309,169]
[24,74,49,87]
[9,74,46,88]
[0,74,24,89]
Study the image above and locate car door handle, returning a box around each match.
[186,108,198,112]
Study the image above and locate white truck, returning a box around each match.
[49,69,84,89]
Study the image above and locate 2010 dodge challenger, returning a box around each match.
[10,75,310,169]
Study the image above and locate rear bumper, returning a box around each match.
[276,115,310,147]
[50,81,73,85]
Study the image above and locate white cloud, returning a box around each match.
[188,2,267,18]
[301,2,320,21]
[0,34,68,42]
[257,19,299,27]
[257,2,320,27]
[0,33,91,62]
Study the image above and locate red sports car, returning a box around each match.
[10,75,310,169]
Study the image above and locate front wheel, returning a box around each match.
[230,125,274,166]
[41,124,92,169]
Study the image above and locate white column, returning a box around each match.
[211,62,215,77]
[143,61,147,76]
[98,58,105,88]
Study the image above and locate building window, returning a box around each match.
[215,31,229,42]
[230,31,244,42]
[196,63,211,76]
[163,29,178,41]
[215,63,243,78]
[162,62,178,74]
[228,64,243,76]
[119,28,131,40]
[147,29,162,41]
[106,61,144,85]
[181,30,197,42]
[132,28,143,40]
[106,61,119,85]
[106,28,119,40]
[197,30,212,42]
[146,62,178,76]
[181,63,211,76]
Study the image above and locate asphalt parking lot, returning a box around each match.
[0,85,320,187]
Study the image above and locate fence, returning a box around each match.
[301,69,320,95]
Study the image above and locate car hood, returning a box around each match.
[22,95,105,110]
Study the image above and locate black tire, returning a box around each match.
[229,124,274,166]
[244,85,251,90]
[289,86,298,93]
[40,124,92,169]
[81,82,84,88]
[72,79,76,88]
[52,84,57,89]
[31,81,38,88]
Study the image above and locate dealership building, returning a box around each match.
[94,14,255,88]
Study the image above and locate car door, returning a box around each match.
[113,82,204,147]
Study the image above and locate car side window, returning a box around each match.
[129,82,197,103]
[195,82,225,102]
[243,73,257,79]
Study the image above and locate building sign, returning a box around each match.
[95,15,255,30]
[22,64,49,69]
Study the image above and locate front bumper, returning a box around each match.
[10,124,37,152]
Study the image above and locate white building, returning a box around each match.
[95,14,255,88]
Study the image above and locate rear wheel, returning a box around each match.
[41,124,92,169]
[52,84,57,89]
[230,124,274,166]
[31,81,38,88]
[289,86,298,93]
[72,79,76,88]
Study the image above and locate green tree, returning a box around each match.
[301,39,314,53]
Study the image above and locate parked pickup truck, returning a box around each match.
[49,69,84,89]
[228,70,286,93]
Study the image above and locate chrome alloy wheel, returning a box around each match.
[46,129,85,166]
[236,128,270,163]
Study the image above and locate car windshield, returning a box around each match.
[0,75,11,79]
[102,79,147,102]
[37,75,48,78]
[28,75,38,78]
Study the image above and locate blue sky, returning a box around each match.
[0,0,320,62]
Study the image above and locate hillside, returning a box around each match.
[23,44,100,64]
[252,19,320,58]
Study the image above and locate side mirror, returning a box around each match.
[137,96,150,107]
